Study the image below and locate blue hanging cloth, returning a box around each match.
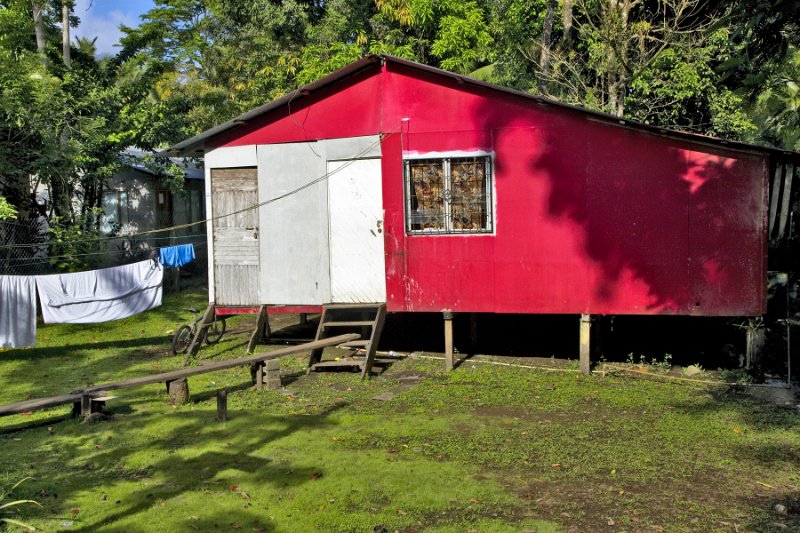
[159,244,196,268]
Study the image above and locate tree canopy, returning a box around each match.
[0,0,799,225]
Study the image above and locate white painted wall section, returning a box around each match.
[328,158,386,302]
[257,143,330,304]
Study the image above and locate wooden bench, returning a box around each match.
[0,334,359,419]
[0,391,112,418]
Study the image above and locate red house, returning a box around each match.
[167,55,796,373]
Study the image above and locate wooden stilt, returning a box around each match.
[579,314,591,375]
[444,311,454,371]
[745,319,766,370]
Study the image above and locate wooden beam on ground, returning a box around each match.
[444,311,454,371]
[77,334,359,395]
[0,334,358,419]
[579,314,591,375]
[0,391,108,417]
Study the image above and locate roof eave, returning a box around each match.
[162,55,382,156]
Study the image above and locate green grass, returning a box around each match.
[0,288,799,532]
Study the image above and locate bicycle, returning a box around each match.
[172,307,227,354]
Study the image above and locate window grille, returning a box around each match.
[405,155,493,234]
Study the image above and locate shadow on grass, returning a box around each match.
[672,388,800,432]
[40,403,346,532]
[0,336,170,362]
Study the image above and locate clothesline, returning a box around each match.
[0,243,197,349]
[4,240,206,268]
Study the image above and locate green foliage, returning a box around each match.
[0,196,17,220]
[0,0,798,243]
[1,477,40,531]
[750,47,800,151]
[47,212,106,272]
[720,368,754,384]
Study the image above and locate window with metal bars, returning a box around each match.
[404,155,493,234]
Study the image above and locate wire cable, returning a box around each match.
[0,132,393,251]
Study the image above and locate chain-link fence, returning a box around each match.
[0,217,51,275]
[0,218,207,277]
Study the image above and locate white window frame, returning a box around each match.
[404,152,494,235]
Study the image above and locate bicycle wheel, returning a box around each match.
[205,319,227,344]
[172,325,193,354]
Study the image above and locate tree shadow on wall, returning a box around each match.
[470,93,765,317]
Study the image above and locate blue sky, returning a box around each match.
[72,0,155,57]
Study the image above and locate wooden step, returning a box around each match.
[308,303,387,380]
[323,303,385,309]
[322,320,374,328]
[308,359,365,370]
[338,340,370,348]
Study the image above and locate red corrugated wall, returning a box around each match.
[209,60,768,316]
[380,63,767,316]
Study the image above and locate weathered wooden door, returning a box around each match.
[327,159,386,303]
[211,168,259,305]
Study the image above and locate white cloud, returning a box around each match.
[71,0,141,57]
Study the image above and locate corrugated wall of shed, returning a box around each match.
[257,142,329,304]
[256,136,383,305]
[379,62,768,316]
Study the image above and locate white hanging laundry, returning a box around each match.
[36,260,163,324]
[0,275,37,348]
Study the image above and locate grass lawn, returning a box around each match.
[0,288,799,532]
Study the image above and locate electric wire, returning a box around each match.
[0,132,393,251]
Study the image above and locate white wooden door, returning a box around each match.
[211,168,260,306]
[327,159,386,303]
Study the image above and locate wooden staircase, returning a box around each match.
[307,303,387,380]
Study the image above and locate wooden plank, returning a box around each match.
[323,303,385,309]
[778,163,795,239]
[310,360,364,368]
[185,303,215,362]
[247,305,267,353]
[361,304,386,380]
[78,334,359,394]
[769,164,784,236]
[308,307,329,367]
[322,320,375,327]
[579,314,591,375]
[0,391,108,417]
[339,340,370,348]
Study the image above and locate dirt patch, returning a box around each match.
[505,469,773,533]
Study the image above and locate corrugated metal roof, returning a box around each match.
[163,54,799,159]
